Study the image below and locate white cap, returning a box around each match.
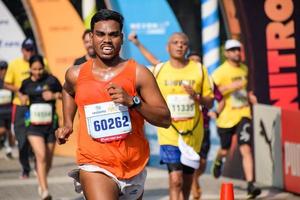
[224,39,241,50]
[178,136,200,169]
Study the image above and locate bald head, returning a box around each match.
[167,32,189,60]
[168,32,189,44]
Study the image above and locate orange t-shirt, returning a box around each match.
[75,59,149,179]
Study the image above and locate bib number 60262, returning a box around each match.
[93,116,130,131]
[84,101,132,142]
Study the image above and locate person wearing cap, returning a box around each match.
[0,60,14,159]
[211,39,261,199]
[4,38,37,179]
[73,29,96,65]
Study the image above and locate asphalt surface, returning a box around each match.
[0,148,299,200]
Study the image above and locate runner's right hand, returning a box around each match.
[42,90,55,101]
[55,126,73,145]
[106,82,133,107]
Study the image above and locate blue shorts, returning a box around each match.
[160,145,195,174]
[160,145,181,164]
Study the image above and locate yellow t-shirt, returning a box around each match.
[4,58,30,105]
[212,61,251,128]
[155,60,213,152]
[4,57,50,105]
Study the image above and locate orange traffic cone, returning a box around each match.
[220,182,234,200]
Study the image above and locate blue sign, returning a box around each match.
[108,0,182,66]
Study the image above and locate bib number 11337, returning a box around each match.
[84,101,132,142]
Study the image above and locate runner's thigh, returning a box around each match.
[80,170,119,200]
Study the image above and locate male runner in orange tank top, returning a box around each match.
[55,9,171,200]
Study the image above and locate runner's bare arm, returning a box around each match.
[183,84,214,109]
[55,66,80,144]
[18,93,29,105]
[208,98,225,119]
[62,66,79,126]
[128,32,160,66]
[218,79,244,95]
[4,82,19,92]
[105,65,170,128]
[135,64,171,128]
[216,98,225,114]
[199,95,214,109]
[248,91,257,104]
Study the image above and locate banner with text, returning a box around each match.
[236,0,300,110]
[24,0,86,156]
[0,1,25,62]
[281,109,300,194]
[108,0,182,67]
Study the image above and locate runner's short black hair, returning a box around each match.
[29,55,45,67]
[0,60,8,69]
[90,9,124,32]
[187,51,201,58]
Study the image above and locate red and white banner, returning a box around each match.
[235,0,300,110]
[281,109,300,194]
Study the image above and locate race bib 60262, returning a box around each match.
[84,101,132,142]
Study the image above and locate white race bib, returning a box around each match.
[30,103,53,125]
[84,101,132,142]
[167,94,195,120]
[0,89,12,105]
[231,89,249,108]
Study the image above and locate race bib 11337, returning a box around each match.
[167,94,195,120]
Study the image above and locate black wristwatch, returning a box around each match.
[129,96,141,108]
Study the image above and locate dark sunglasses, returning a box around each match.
[227,47,241,52]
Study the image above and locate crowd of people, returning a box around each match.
[1,37,61,200]
[0,8,262,200]
[128,30,261,199]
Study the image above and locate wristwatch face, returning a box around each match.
[133,96,141,105]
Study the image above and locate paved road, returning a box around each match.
[0,149,299,200]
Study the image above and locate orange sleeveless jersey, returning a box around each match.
[75,59,149,179]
